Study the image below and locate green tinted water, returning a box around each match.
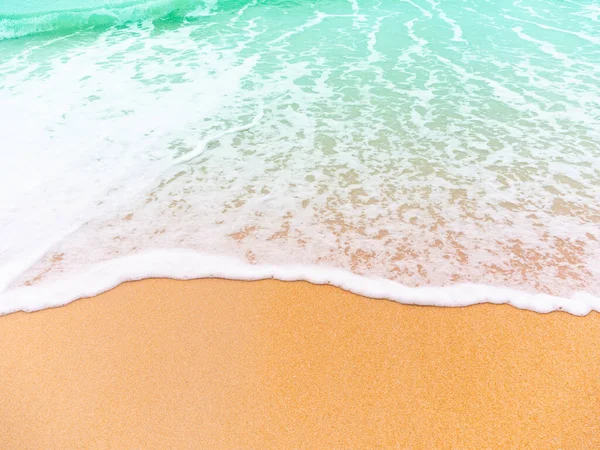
[1,0,599,299]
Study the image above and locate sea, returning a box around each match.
[1,0,599,315]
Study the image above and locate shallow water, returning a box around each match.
[1,0,599,312]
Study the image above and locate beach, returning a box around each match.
[1,1,600,447]
[1,278,599,449]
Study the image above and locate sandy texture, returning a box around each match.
[1,278,599,449]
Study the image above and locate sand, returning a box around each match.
[0,278,599,449]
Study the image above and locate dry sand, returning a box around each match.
[1,278,599,449]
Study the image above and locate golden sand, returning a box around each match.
[1,278,599,449]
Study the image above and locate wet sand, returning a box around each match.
[1,278,599,449]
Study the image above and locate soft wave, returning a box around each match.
[0,0,206,40]
[1,250,599,316]
[2,0,599,315]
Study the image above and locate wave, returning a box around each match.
[1,250,598,316]
[0,0,207,41]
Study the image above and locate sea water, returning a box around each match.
[1,0,599,315]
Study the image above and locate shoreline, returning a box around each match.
[1,277,599,448]
[2,250,599,316]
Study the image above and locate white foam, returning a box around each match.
[0,0,198,40]
[400,0,433,19]
[512,26,572,66]
[504,14,600,45]
[1,249,598,316]
[437,10,465,42]
[174,103,265,167]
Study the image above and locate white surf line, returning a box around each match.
[1,31,81,66]
[511,0,545,20]
[399,0,433,19]
[512,26,573,67]
[347,0,366,27]
[175,103,265,167]
[269,11,329,46]
[405,18,428,48]
[142,98,269,212]
[229,0,258,25]
[433,53,555,124]
[396,18,429,64]
[366,16,385,63]
[580,4,599,21]
[362,15,398,89]
[1,250,599,316]
[268,11,360,46]
[503,14,600,45]
[437,10,465,42]
[423,0,465,42]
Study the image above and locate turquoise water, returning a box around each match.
[1,0,599,307]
